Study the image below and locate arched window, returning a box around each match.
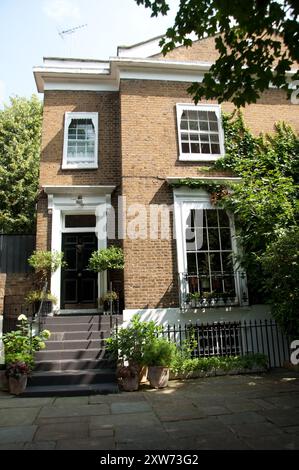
[63,112,98,169]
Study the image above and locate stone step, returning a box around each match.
[21,382,119,397]
[35,348,106,361]
[34,358,115,372]
[45,339,105,350]
[28,369,116,387]
[44,323,112,332]
[43,314,122,324]
[49,331,108,341]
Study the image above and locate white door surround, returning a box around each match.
[44,185,116,312]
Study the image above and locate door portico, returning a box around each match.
[44,185,115,313]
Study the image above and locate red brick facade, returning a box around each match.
[32,39,299,311]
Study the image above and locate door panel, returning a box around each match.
[61,233,98,309]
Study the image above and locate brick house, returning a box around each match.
[30,34,299,326]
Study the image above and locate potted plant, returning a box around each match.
[99,290,118,314]
[88,246,124,273]
[116,364,139,392]
[27,250,66,313]
[143,337,176,389]
[106,314,161,389]
[2,314,51,395]
[25,290,58,315]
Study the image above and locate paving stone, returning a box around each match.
[229,421,283,437]
[250,398,278,410]
[116,439,176,450]
[0,407,40,426]
[115,425,168,444]
[224,399,262,412]
[39,404,109,418]
[283,426,299,435]
[53,396,89,406]
[0,397,54,408]
[24,441,56,450]
[56,437,115,450]
[265,395,299,409]
[35,422,89,441]
[218,411,266,425]
[153,404,206,422]
[260,409,299,427]
[90,412,161,429]
[244,434,299,450]
[36,416,91,425]
[0,425,37,443]
[106,393,147,403]
[194,432,251,450]
[0,443,25,449]
[89,427,114,438]
[163,416,230,437]
[111,401,152,414]
[196,405,231,416]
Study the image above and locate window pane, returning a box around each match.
[196,227,207,250]
[199,121,209,131]
[218,210,230,227]
[65,215,96,228]
[186,228,196,251]
[220,229,232,250]
[206,210,218,227]
[211,144,220,154]
[190,142,200,153]
[187,253,197,274]
[208,228,220,250]
[201,143,210,153]
[189,121,199,131]
[182,142,190,153]
[197,253,209,274]
[200,133,209,142]
[210,253,222,272]
[208,111,217,121]
[198,111,208,120]
[180,120,188,130]
[222,252,233,271]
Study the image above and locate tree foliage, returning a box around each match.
[216,113,298,334]
[135,0,299,106]
[0,95,42,234]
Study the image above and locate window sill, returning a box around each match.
[179,154,222,162]
[61,164,98,170]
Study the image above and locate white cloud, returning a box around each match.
[43,0,80,21]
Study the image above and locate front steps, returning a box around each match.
[22,314,122,397]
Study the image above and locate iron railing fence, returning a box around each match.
[178,271,249,311]
[160,319,290,368]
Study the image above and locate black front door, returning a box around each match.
[61,233,98,309]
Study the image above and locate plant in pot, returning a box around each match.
[88,246,124,314]
[2,314,51,395]
[99,290,118,315]
[25,290,58,315]
[143,337,177,389]
[105,314,161,390]
[27,250,66,314]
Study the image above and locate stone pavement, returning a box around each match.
[0,369,299,450]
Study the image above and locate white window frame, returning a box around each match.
[62,112,98,170]
[176,103,225,162]
[173,187,249,307]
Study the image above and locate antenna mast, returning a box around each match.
[59,23,88,40]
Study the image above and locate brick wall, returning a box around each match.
[120,79,299,309]
[0,273,33,317]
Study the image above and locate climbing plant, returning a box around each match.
[171,112,299,335]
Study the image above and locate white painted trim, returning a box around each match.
[62,112,98,170]
[44,81,119,92]
[123,305,272,327]
[119,69,204,83]
[172,187,249,307]
[47,189,110,311]
[176,103,225,162]
[44,185,116,196]
[117,36,163,58]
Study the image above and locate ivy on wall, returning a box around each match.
[171,112,299,335]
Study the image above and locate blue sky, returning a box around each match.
[0,0,179,106]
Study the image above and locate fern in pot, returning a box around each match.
[143,337,176,389]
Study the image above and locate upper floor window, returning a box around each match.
[176,104,225,161]
[62,112,98,169]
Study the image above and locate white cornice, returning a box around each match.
[43,185,116,195]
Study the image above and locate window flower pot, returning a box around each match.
[8,375,28,395]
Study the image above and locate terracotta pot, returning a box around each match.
[138,365,148,384]
[148,366,169,389]
[119,375,139,392]
[8,375,27,395]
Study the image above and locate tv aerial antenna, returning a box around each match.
[58,23,87,56]
[58,23,88,40]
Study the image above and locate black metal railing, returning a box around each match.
[178,271,249,311]
[160,319,290,368]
